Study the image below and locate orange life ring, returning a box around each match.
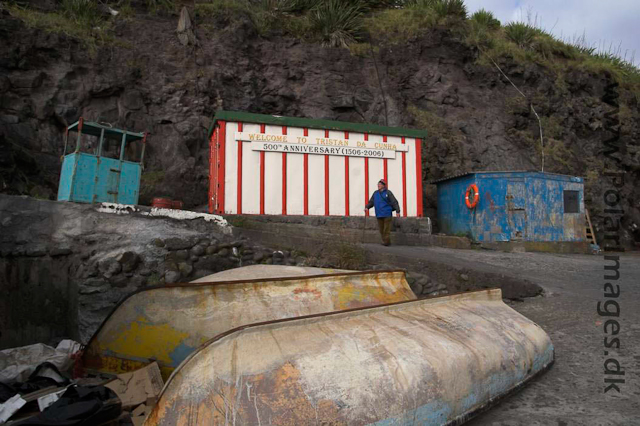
[465,184,479,209]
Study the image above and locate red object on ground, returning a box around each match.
[152,197,173,209]
[172,200,184,210]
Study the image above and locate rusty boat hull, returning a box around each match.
[147,288,554,425]
[81,268,415,379]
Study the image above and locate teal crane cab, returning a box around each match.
[57,118,147,205]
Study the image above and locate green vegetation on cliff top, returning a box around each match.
[5,0,639,90]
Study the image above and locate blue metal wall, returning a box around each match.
[525,174,584,242]
[435,174,476,238]
[56,154,76,201]
[57,153,141,205]
[436,172,585,242]
[118,161,142,205]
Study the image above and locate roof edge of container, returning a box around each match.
[430,170,584,184]
[211,110,428,139]
[67,119,146,139]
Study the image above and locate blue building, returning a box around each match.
[434,171,585,242]
[57,118,147,205]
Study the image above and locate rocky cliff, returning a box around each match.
[1,2,638,246]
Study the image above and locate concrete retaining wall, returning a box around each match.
[226,214,472,250]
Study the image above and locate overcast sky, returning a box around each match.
[464,0,639,66]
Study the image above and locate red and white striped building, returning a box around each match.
[209,111,426,217]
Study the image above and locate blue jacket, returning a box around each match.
[366,189,400,218]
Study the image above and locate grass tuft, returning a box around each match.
[348,42,378,57]
[408,0,467,19]
[504,22,538,49]
[195,0,313,37]
[6,2,116,54]
[60,0,102,28]
[146,0,176,14]
[309,0,365,47]
[194,0,252,22]
[470,8,499,30]
[260,0,319,14]
[431,0,467,19]
[364,7,436,43]
[407,105,454,140]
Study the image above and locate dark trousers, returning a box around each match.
[377,217,392,245]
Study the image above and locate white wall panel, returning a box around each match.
[307,128,325,215]
[328,129,345,216]
[264,124,284,215]
[405,138,418,216]
[241,123,261,214]
[348,132,366,216]
[224,121,238,214]
[286,126,305,215]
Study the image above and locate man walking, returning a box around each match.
[365,179,400,246]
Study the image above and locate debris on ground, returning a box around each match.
[0,394,26,423]
[0,340,81,384]
[10,385,121,425]
[104,362,163,410]
[0,340,162,425]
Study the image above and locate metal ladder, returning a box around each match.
[585,209,597,245]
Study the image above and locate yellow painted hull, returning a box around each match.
[80,269,415,380]
[147,289,554,425]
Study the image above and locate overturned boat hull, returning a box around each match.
[80,268,415,379]
[147,289,554,425]
[189,264,349,283]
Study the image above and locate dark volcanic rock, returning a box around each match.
[118,251,140,273]
[164,238,194,251]
[191,245,205,257]
[165,270,181,284]
[50,247,72,257]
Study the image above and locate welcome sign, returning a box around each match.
[250,141,395,158]
[235,131,408,159]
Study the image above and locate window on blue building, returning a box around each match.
[563,190,579,213]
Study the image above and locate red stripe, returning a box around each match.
[324,129,329,216]
[383,159,388,183]
[383,135,388,183]
[304,128,309,215]
[208,129,217,213]
[401,137,407,217]
[282,126,287,215]
[217,121,226,214]
[344,131,349,216]
[364,133,369,217]
[416,138,424,217]
[260,124,265,214]
[237,122,243,214]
